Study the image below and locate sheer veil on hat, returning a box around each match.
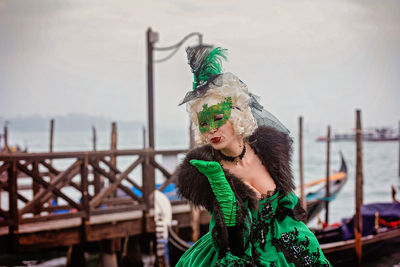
[180,46,289,134]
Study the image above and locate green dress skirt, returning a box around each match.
[176,191,331,266]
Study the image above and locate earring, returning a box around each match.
[239,140,243,149]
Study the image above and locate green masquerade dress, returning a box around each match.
[175,125,331,267]
[176,191,331,267]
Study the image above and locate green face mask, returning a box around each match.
[197,97,232,133]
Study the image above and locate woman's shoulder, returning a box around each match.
[247,126,295,196]
[248,126,292,149]
[184,145,214,162]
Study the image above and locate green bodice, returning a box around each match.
[176,192,331,267]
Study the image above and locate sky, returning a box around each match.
[0,0,399,134]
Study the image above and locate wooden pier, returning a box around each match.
[0,149,210,263]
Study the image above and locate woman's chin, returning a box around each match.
[209,141,225,150]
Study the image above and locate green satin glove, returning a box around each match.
[190,159,237,226]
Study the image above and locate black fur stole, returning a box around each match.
[176,125,294,210]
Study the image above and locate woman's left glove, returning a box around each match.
[190,159,237,226]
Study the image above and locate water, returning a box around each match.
[3,127,400,265]
[7,127,400,222]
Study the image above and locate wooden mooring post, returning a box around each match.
[354,110,363,265]
[92,126,102,195]
[49,119,54,153]
[298,116,306,211]
[111,122,117,166]
[49,119,55,205]
[3,123,9,153]
[92,126,97,151]
[325,125,331,224]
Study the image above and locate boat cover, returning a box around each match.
[341,202,400,240]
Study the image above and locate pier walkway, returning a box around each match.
[0,149,209,253]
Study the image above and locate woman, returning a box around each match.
[176,47,330,266]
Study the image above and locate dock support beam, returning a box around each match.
[354,110,363,266]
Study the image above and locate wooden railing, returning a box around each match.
[0,148,187,235]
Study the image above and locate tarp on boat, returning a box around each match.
[341,202,400,240]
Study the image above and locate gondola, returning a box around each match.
[305,152,348,222]
[314,201,400,266]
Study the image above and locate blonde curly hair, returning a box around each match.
[187,73,258,145]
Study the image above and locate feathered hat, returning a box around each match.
[180,46,289,134]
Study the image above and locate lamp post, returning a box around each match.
[144,27,211,207]
[145,27,211,267]
[146,27,211,150]
[144,28,211,206]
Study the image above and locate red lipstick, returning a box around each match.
[210,137,221,143]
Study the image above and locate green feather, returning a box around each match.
[192,47,227,89]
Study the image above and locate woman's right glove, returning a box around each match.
[190,159,237,226]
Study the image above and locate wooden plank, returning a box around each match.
[41,204,75,212]
[100,158,142,191]
[0,209,9,220]
[8,159,19,238]
[69,181,92,200]
[100,197,136,206]
[18,217,82,234]
[0,178,7,189]
[86,220,143,241]
[0,162,10,177]
[150,158,172,179]
[32,161,40,215]
[17,192,28,203]
[90,204,146,217]
[90,157,144,208]
[21,211,84,224]
[18,161,81,214]
[17,228,81,248]
[89,160,142,202]
[39,160,60,175]
[172,209,210,228]
[81,153,89,219]
[0,149,187,162]
[142,155,155,210]
[89,210,144,225]
[0,225,9,236]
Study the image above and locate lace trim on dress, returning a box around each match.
[259,189,277,200]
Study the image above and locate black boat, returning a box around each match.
[315,202,400,266]
[305,152,348,222]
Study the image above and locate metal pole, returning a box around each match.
[355,110,363,265]
[398,120,400,177]
[325,125,331,224]
[144,28,156,210]
[299,116,306,211]
[147,28,155,150]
